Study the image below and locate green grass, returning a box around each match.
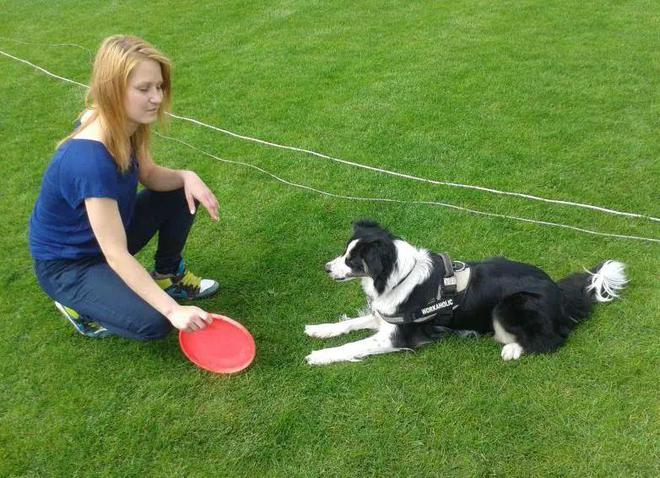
[1,1,658,476]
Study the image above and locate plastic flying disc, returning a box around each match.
[179,314,255,373]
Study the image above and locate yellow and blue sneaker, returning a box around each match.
[152,260,219,301]
[54,301,113,338]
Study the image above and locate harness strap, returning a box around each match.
[379,253,470,325]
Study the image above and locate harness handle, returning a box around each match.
[439,253,457,295]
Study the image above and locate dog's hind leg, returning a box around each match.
[305,324,406,365]
[305,313,380,339]
[492,293,533,361]
[492,291,561,360]
[493,312,525,361]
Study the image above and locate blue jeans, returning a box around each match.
[34,188,196,340]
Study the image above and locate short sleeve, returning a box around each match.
[58,141,120,209]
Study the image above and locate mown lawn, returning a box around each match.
[1,1,658,476]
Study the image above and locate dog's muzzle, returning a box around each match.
[325,260,356,281]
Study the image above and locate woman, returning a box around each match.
[29,35,220,340]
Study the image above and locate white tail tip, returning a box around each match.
[586,260,628,302]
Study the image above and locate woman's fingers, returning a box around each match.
[201,310,214,324]
[184,174,219,220]
[185,190,196,215]
[200,192,219,221]
[168,306,212,331]
[191,309,212,330]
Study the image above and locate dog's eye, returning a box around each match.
[346,257,364,272]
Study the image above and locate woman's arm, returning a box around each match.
[138,154,219,220]
[138,153,184,190]
[85,197,212,331]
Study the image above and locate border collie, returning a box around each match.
[305,220,627,365]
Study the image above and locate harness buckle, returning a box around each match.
[444,276,457,287]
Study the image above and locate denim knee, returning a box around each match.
[133,313,173,341]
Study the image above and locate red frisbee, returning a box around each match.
[179,314,255,374]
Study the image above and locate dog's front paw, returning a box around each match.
[305,348,360,365]
[305,323,345,339]
[305,349,335,365]
[501,343,524,361]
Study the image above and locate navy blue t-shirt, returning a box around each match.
[29,139,139,260]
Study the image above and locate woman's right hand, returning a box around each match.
[167,305,213,332]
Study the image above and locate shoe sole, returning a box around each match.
[54,302,112,338]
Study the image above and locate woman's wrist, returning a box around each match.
[161,299,179,319]
[179,169,194,183]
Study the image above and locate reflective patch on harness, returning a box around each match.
[421,298,454,315]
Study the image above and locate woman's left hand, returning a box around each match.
[182,171,219,221]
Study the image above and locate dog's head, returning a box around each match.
[325,220,397,293]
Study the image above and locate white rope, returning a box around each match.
[0,49,89,88]
[156,133,660,244]
[1,45,656,223]
[0,37,93,61]
[1,46,658,244]
[169,112,659,223]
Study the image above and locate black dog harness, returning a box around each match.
[378,253,470,326]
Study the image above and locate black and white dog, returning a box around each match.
[305,220,627,365]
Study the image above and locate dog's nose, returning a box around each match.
[324,262,332,273]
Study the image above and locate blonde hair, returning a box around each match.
[59,35,172,172]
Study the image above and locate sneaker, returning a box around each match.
[152,260,219,301]
[54,301,113,338]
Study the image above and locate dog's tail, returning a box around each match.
[558,260,627,322]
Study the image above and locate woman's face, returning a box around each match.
[124,59,164,130]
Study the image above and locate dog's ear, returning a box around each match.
[361,239,396,294]
[352,219,382,234]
